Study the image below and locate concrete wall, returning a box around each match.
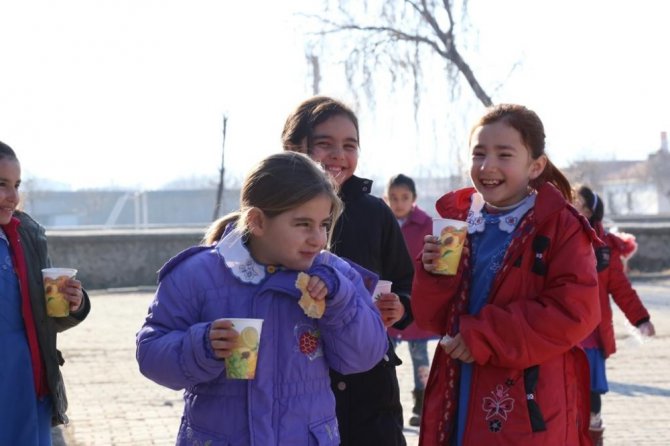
[45,223,670,290]
[46,228,205,289]
[615,222,670,273]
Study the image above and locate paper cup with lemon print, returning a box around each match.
[225,318,263,379]
[432,218,468,275]
[41,268,77,317]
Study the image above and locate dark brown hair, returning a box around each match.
[471,103,573,201]
[577,185,604,225]
[203,152,343,245]
[386,173,417,199]
[0,140,18,162]
[281,96,360,154]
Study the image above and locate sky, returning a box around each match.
[1,0,669,191]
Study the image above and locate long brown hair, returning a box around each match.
[203,152,343,246]
[471,104,573,201]
[281,96,360,154]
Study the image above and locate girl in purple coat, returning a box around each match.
[136,152,387,445]
[385,174,439,427]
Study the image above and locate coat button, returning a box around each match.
[337,381,346,391]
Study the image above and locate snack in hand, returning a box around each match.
[295,272,325,319]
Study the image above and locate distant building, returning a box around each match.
[564,132,670,216]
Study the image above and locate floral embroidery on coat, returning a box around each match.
[482,384,515,432]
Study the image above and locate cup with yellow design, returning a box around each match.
[41,268,77,317]
[225,318,263,379]
[432,219,468,275]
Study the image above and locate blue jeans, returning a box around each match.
[393,339,430,391]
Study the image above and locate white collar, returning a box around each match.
[467,192,536,234]
[215,230,266,284]
[0,227,7,245]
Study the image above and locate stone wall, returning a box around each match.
[45,223,670,290]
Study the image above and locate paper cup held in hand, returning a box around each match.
[432,218,468,275]
[225,318,264,379]
[372,280,393,302]
[41,268,77,317]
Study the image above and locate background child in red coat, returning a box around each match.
[574,185,656,446]
[384,173,439,427]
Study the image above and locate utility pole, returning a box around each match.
[213,114,228,220]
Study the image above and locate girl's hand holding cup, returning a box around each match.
[375,293,405,328]
[421,235,442,272]
[62,277,84,312]
[209,319,240,360]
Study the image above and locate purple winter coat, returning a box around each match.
[136,231,387,446]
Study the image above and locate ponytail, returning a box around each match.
[202,212,241,245]
[531,158,573,202]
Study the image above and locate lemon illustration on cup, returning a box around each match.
[225,319,263,380]
[239,326,259,349]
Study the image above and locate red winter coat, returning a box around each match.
[388,205,440,341]
[412,184,601,446]
[583,228,650,358]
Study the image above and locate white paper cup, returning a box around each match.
[41,268,78,317]
[372,280,393,302]
[225,318,264,379]
[432,218,468,275]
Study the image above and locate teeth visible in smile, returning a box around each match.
[481,179,502,186]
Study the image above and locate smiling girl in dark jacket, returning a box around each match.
[283,96,414,446]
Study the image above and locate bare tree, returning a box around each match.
[213,114,228,221]
[305,0,492,108]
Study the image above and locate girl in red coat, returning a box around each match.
[385,173,439,427]
[574,185,656,445]
[412,104,601,445]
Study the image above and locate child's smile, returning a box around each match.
[470,121,545,208]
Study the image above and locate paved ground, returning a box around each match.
[54,279,670,445]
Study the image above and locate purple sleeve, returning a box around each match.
[315,253,387,374]
[136,273,225,390]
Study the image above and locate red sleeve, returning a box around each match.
[606,241,650,325]
[460,211,601,369]
[410,256,463,335]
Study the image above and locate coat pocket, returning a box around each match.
[308,416,340,445]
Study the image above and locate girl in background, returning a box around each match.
[282,96,414,446]
[412,104,600,445]
[385,173,438,427]
[1,141,90,445]
[136,152,387,445]
[574,185,656,446]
